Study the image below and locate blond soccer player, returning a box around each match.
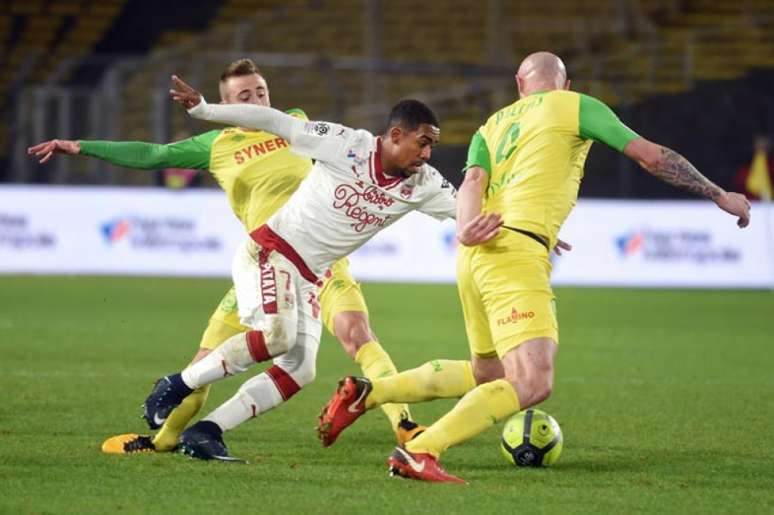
[28,59,423,455]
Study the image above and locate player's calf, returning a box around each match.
[332,311,373,359]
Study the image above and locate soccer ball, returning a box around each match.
[500,408,563,467]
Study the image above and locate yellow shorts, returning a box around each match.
[319,257,369,335]
[457,230,558,359]
[199,257,367,350]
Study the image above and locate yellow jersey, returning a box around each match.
[80,108,312,232]
[464,91,638,248]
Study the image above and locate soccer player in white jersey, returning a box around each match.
[140,76,500,461]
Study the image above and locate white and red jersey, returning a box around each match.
[264,121,456,277]
[189,101,457,279]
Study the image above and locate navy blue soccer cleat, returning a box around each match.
[179,421,246,463]
[141,373,193,430]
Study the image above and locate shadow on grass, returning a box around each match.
[460,444,774,481]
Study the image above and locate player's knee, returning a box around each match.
[263,315,297,355]
[271,332,320,389]
[531,374,553,404]
[289,361,317,387]
[506,366,553,406]
[296,366,316,387]
[532,359,555,403]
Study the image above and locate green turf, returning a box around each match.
[1,276,773,514]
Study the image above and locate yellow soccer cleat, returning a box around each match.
[101,433,156,454]
[396,418,427,447]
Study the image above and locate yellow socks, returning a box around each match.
[406,379,520,457]
[354,341,411,430]
[366,359,476,409]
[151,385,210,451]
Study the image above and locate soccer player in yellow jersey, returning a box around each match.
[28,58,423,454]
[319,51,751,483]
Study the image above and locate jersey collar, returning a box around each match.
[371,137,404,189]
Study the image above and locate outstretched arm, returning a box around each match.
[624,137,751,227]
[28,135,214,170]
[171,75,304,142]
[578,94,751,228]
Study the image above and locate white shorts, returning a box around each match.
[232,238,322,339]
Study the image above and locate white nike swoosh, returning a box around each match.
[396,447,425,473]
[347,385,369,413]
[153,413,166,427]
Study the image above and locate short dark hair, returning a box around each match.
[386,99,439,132]
[220,58,261,82]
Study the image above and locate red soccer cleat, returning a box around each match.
[317,376,372,447]
[387,447,467,484]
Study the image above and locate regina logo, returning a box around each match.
[497,308,535,326]
[101,218,131,243]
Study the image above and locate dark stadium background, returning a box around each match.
[3,0,773,197]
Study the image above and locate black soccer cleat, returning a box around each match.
[141,373,194,430]
[179,421,246,463]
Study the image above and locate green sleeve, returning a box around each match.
[285,107,308,121]
[78,129,221,170]
[463,130,492,174]
[579,94,639,152]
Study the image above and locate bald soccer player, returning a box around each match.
[317,51,751,483]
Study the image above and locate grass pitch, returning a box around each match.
[1,276,773,514]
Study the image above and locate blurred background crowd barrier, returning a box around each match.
[1,186,772,287]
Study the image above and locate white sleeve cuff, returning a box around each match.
[187,97,210,119]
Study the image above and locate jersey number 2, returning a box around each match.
[495,122,521,164]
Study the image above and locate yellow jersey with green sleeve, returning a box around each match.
[464,90,639,249]
[208,108,312,231]
[80,108,312,232]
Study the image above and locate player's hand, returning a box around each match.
[27,139,81,164]
[457,213,503,246]
[715,191,751,228]
[554,238,572,256]
[169,75,203,110]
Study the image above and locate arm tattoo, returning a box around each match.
[651,147,722,200]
